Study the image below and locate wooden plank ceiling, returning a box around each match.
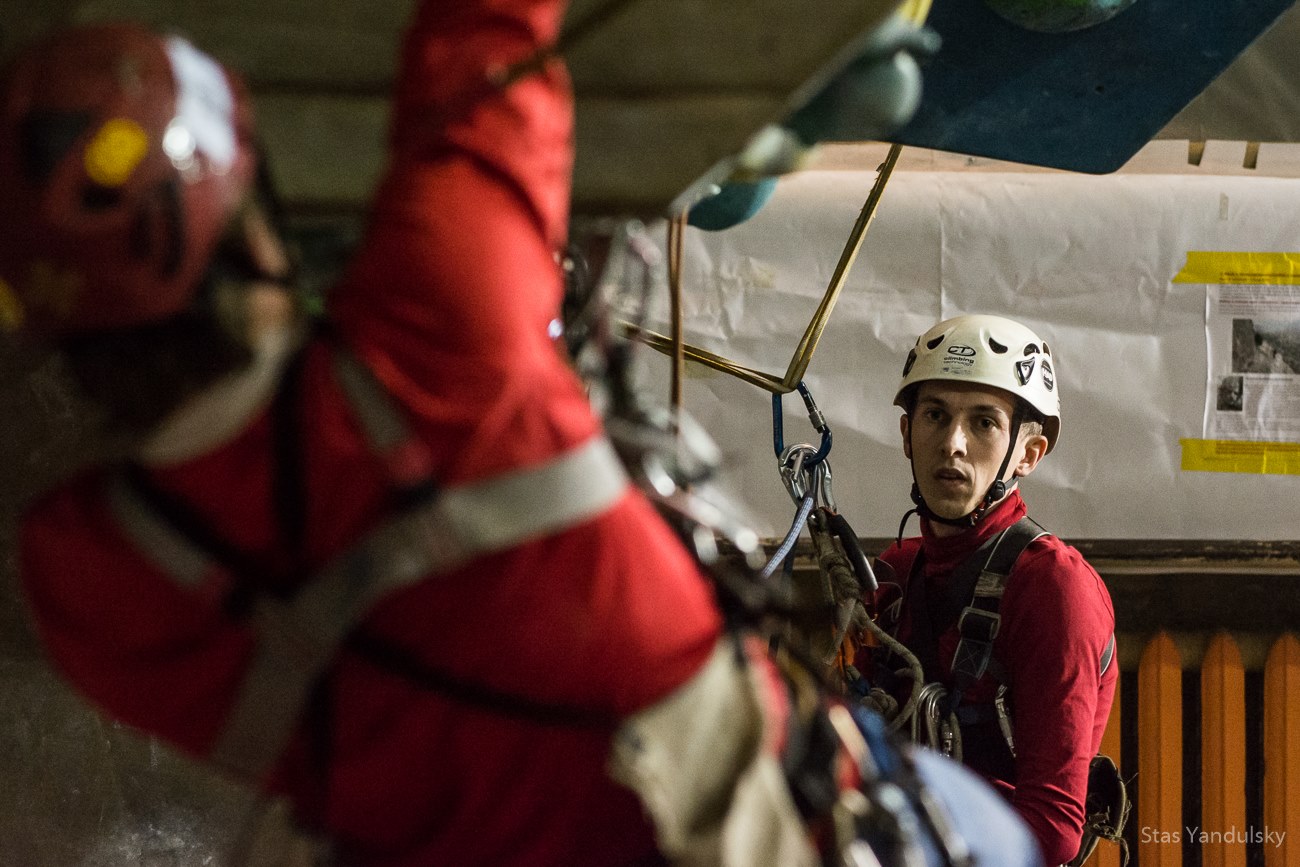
[1,0,903,216]
[4,0,1300,215]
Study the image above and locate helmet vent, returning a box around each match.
[1042,341,1051,356]
[987,337,1008,354]
[902,349,917,376]
[19,110,94,182]
[925,335,945,350]
[1023,343,1039,356]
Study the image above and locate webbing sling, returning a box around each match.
[105,345,631,779]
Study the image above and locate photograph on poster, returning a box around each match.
[1216,375,1244,412]
[1208,290,1300,442]
[1230,317,1300,374]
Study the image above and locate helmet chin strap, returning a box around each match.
[899,404,1022,540]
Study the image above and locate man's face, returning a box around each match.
[901,380,1044,521]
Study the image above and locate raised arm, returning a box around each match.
[329,0,597,483]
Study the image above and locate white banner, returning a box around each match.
[634,168,1300,540]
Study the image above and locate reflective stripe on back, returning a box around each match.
[104,346,630,779]
[105,474,215,589]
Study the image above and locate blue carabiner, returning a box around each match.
[772,381,832,465]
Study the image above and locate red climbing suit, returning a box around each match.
[874,492,1117,865]
[20,1,724,864]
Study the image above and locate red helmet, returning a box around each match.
[0,24,257,336]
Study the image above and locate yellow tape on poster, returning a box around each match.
[1173,251,1300,285]
[1181,439,1300,475]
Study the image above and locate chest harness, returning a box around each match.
[102,337,632,782]
[876,516,1129,867]
[882,517,1115,761]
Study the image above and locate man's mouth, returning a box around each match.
[933,468,968,486]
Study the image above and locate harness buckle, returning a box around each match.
[956,605,1000,643]
[994,685,1016,758]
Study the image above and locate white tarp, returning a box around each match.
[636,167,1300,540]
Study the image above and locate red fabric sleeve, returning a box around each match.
[999,543,1118,865]
[328,0,598,485]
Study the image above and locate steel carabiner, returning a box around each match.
[811,457,837,514]
[779,442,819,505]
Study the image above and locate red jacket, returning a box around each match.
[873,492,1117,866]
[21,1,721,864]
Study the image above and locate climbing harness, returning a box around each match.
[872,517,1047,760]
[104,336,634,780]
[864,513,1131,867]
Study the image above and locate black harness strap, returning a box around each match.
[270,340,312,565]
[942,517,1047,716]
[345,630,618,728]
[121,461,271,617]
[895,526,1011,683]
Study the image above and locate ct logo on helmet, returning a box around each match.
[1041,359,1055,391]
[946,344,976,357]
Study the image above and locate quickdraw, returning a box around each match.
[763,383,885,697]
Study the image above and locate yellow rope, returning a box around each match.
[624,143,902,396]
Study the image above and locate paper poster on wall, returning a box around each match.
[652,172,1300,538]
[1175,251,1300,475]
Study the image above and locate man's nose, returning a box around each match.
[941,422,968,455]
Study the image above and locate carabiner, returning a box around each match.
[779,442,818,505]
[772,381,832,466]
[811,458,837,514]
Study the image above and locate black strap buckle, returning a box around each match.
[957,605,1000,643]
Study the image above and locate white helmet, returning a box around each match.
[894,314,1061,453]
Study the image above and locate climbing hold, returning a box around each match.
[686,178,779,231]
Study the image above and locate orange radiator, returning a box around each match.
[1087,631,1300,867]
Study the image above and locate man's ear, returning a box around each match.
[1013,431,1050,478]
[900,413,912,460]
